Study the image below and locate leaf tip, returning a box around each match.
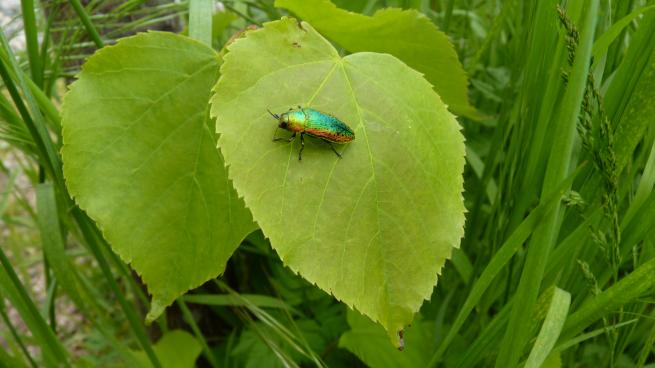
[146,298,165,324]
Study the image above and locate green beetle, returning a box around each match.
[268,106,355,161]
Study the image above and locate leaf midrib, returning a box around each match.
[338,61,387,312]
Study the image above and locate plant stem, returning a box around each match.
[68,0,105,48]
[73,208,162,368]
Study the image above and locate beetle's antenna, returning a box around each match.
[267,108,279,119]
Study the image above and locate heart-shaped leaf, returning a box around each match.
[276,0,482,120]
[211,18,465,345]
[61,32,255,321]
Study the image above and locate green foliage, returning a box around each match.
[591,5,655,63]
[0,247,70,366]
[231,320,326,368]
[276,0,481,120]
[131,330,202,368]
[211,17,465,345]
[429,167,581,364]
[614,49,655,171]
[61,32,255,321]
[496,3,600,367]
[36,183,86,310]
[525,288,571,368]
[183,293,297,312]
[189,0,214,46]
[560,257,655,342]
[339,310,437,367]
[3,0,655,367]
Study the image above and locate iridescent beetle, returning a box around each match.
[268,106,355,161]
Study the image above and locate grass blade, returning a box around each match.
[559,257,655,341]
[637,315,655,367]
[0,246,70,366]
[0,293,37,368]
[72,208,162,368]
[0,56,58,182]
[496,2,599,366]
[0,31,63,187]
[605,12,655,127]
[189,0,213,45]
[25,76,62,136]
[622,140,655,225]
[554,319,638,353]
[67,0,105,48]
[215,280,325,367]
[183,293,298,312]
[177,299,219,368]
[36,183,87,311]
[20,0,43,87]
[524,287,571,368]
[454,305,511,368]
[592,4,655,65]
[0,170,19,217]
[429,166,582,366]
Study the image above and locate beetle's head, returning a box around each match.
[267,108,290,129]
[278,113,289,128]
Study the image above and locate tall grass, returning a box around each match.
[1,0,654,367]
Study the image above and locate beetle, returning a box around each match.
[268,106,355,161]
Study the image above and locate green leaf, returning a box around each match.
[131,330,202,368]
[540,353,561,368]
[275,0,481,120]
[231,327,289,368]
[232,320,326,368]
[211,18,465,345]
[495,2,599,366]
[614,50,655,172]
[0,253,70,366]
[183,293,298,313]
[189,0,213,46]
[554,320,638,354]
[36,183,86,310]
[592,5,655,65]
[560,257,655,341]
[429,167,582,365]
[61,32,254,322]
[339,310,436,367]
[623,140,655,225]
[525,287,571,368]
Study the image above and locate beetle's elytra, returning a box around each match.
[268,106,355,161]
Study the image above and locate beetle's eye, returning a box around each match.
[279,121,288,128]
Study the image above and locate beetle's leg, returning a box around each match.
[273,130,296,142]
[298,133,305,161]
[323,140,342,158]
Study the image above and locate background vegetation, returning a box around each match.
[1,0,655,367]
